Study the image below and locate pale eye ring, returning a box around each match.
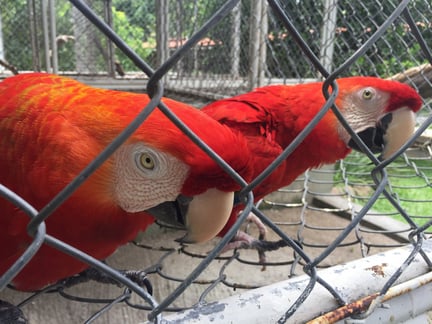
[362,88,375,100]
[137,152,155,170]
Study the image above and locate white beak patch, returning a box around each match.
[180,189,235,244]
[381,108,416,160]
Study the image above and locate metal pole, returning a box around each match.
[230,1,241,78]
[259,1,267,86]
[41,0,51,71]
[27,0,41,71]
[0,9,4,73]
[104,0,115,77]
[320,0,338,73]
[248,0,262,90]
[156,0,169,81]
[49,0,58,73]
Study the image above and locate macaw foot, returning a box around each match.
[220,212,266,249]
[244,213,267,240]
[0,300,27,324]
[222,232,295,265]
[220,213,269,263]
[59,267,153,295]
[221,213,303,266]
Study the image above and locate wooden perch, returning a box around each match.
[0,59,19,75]
[388,63,432,98]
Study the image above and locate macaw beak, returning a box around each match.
[146,189,234,244]
[348,108,416,160]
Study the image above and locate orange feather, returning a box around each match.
[0,73,251,290]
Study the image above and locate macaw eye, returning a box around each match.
[362,88,375,100]
[137,152,155,170]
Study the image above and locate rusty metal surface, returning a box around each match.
[159,239,432,324]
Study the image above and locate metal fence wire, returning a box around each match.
[0,0,432,323]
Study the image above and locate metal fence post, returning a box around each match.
[320,0,338,73]
[248,0,267,90]
[230,1,241,78]
[156,0,169,78]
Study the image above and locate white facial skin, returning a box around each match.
[113,143,190,212]
[338,86,390,144]
[338,86,415,159]
[113,143,236,244]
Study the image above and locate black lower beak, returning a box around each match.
[146,195,192,229]
[348,113,393,156]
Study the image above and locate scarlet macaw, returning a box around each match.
[0,73,252,291]
[154,77,423,255]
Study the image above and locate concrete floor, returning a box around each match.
[0,206,402,324]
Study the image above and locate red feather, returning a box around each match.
[202,77,422,236]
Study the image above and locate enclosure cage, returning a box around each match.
[0,0,432,323]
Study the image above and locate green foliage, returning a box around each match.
[112,0,155,39]
[111,6,155,71]
[1,0,34,70]
[266,0,323,79]
[0,0,431,75]
[264,0,432,78]
[335,153,432,226]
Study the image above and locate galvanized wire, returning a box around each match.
[0,0,432,323]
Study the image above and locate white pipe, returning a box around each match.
[311,270,432,323]
[156,239,432,323]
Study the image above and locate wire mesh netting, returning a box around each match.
[0,0,432,323]
[2,0,432,94]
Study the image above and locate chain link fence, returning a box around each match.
[0,0,432,323]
